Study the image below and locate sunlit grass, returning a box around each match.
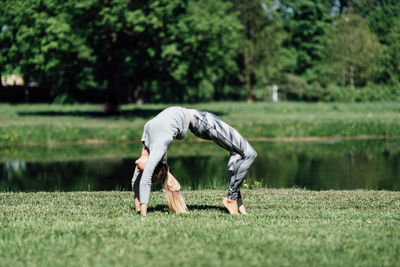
[1,189,399,266]
[1,102,400,144]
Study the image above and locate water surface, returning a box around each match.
[1,139,399,192]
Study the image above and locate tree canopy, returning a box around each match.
[1,0,400,104]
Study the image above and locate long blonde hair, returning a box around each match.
[163,173,188,213]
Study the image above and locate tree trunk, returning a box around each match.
[244,44,255,103]
[341,67,346,86]
[246,19,256,103]
[247,84,254,103]
[105,32,120,115]
[133,84,144,105]
[349,65,354,86]
[105,72,120,114]
[24,87,29,103]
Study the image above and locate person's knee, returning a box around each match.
[246,147,257,160]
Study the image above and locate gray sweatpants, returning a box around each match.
[189,110,257,200]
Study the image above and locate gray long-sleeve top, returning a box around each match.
[132,106,191,204]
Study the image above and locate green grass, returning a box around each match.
[2,102,399,265]
[1,102,400,144]
[1,190,399,266]
[3,138,400,163]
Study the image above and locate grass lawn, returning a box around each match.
[1,102,400,144]
[1,189,399,266]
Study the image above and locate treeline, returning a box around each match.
[1,0,400,105]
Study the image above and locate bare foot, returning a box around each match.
[140,204,148,216]
[237,198,247,215]
[222,197,239,214]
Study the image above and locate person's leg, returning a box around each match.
[227,142,257,200]
[189,110,257,214]
[237,196,246,214]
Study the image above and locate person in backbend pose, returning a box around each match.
[131,106,257,216]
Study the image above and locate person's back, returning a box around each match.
[141,106,191,152]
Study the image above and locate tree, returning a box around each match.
[151,0,242,102]
[320,14,383,86]
[0,0,242,106]
[281,0,331,76]
[231,0,291,102]
[0,0,98,102]
[326,0,400,84]
[383,18,400,82]
[367,1,400,83]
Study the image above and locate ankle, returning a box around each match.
[225,197,237,203]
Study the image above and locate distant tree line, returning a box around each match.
[1,0,400,107]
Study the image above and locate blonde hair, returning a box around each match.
[163,173,187,213]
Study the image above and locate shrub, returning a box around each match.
[357,83,400,101]
[320,83,400,102]
[279,74,324,101]
[322,84,357,102]
[279,74,310,101]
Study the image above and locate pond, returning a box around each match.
[1,139,400,192]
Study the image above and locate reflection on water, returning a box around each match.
[1,139,400,191]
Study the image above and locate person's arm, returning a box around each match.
[135,145,150,172]
[131,166,142,212]
[132,145,149,212]
[140,145,149,158]
[139,145,167,216]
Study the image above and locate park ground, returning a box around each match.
[1,102,400,145]
[1,102,400,266]
[1,190,399,266]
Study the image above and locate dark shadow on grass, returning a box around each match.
[146,204,227,214]
[147,205,170,213]
[17,107,226,119]
[187,204,227,213]
[17,108,165,119]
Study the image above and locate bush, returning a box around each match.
[322,84,357,102]
[318,83,400,102]
[254,85,272,101]
[302,82,324,101]
[279,74,308,100]
[279,74,324,101]
[357,83,400,101]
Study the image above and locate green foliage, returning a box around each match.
[367,0,400,45]
[0,0,241,104]
[358,83,400,101]
[321,83,400,102]
[230,0,292,102]
[382,18,400,82]
[282,0,331,75]
[0,0,98,96]
[320,14,383,87]
[322,84,357,102]
[1,1,400,103]
[279,74,324,101]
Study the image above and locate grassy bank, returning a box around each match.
[1,102,400,144]
[1,190,399,266]
[2,138,400,163]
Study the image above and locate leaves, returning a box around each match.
[1,0,400,103]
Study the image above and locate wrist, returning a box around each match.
[134,197,141,212]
